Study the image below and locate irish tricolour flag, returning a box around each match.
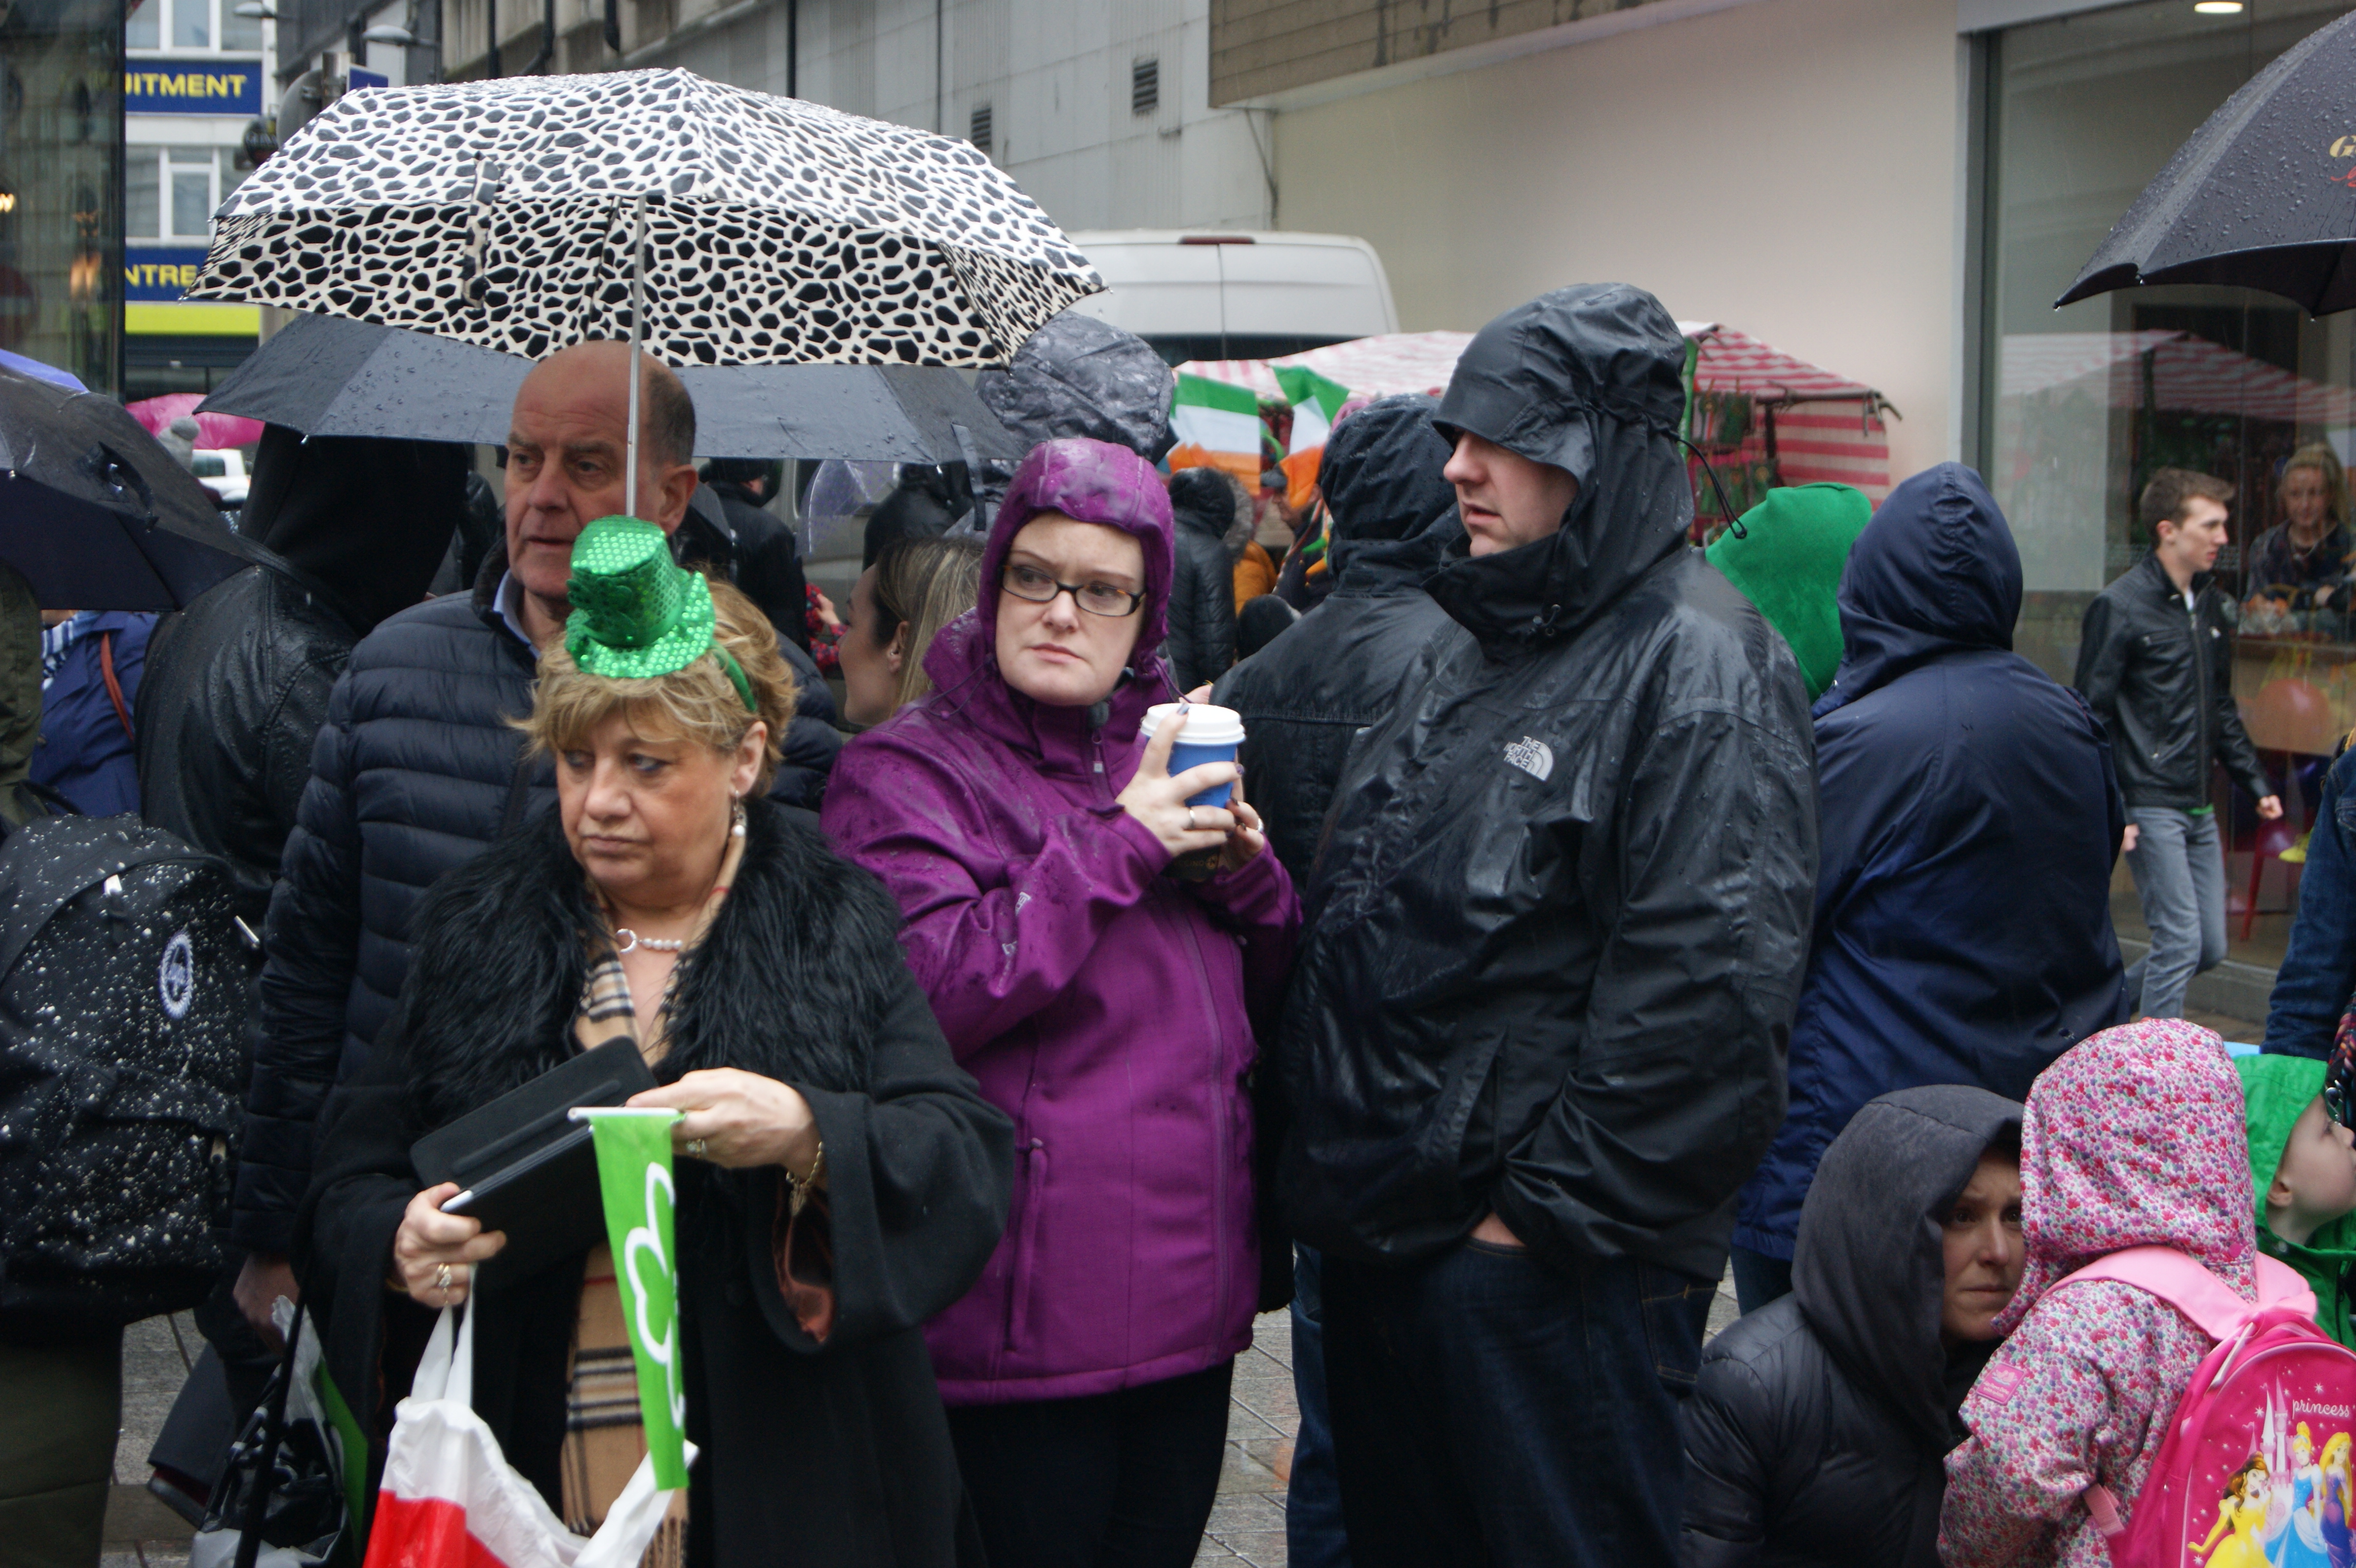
[1274,365,1351,511]
[1168,373,1264,485]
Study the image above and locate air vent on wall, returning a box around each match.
[970,102,993,155]
[1131,57,1159,117]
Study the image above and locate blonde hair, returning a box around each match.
[2285,443,2348,526]
[871,535,983,710]
[521,574,797,791]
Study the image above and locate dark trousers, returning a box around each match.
[947,1360,1234,1568]
[1288,1247,1351,1568]
[1322,1243,1713,1568]
[0,1328,123,1568]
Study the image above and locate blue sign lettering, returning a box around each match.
[124,59,263,116]
[124,247,213,302]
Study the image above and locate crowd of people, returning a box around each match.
[13,272,2356,1568]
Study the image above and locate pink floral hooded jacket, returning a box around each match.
[1938,1019,2257,1567]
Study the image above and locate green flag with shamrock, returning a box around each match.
[579,1107,689,1489]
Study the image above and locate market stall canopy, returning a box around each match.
[1997,329,2356,425]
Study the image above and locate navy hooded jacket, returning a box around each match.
[1732,463,2127,1263]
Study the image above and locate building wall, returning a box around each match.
[1211,0,1690,104]
[1269,0,1964,481]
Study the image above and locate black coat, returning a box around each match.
[138,428,467,924]
[1679,1085,2023,1568]
[240,548,838,1253]
[2075,550,2269,812]
[1167,469,1242,692]
[1211,394,1461,885]
[1274,285,1819,1280]
[299,799,1013,1568]
[684,479,813,656]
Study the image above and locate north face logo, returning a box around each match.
[1504,736,1554,781]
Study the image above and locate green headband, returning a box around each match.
[563,515,758,714]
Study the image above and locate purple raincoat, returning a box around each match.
[821,438,1299,1405]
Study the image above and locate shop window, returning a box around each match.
[221,1,262,49]
[1980,0,2356,970]
[173,0,208,49]
[127,0,159,49]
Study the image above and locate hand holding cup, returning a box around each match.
[1117,707,1240,861]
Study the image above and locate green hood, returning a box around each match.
[1704,483,1872,700]
[2239,1054,2356,1346]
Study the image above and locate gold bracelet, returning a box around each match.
[785,1139,826,1217]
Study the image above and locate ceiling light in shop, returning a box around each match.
[2193,2,2246,13]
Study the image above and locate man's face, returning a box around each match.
[504,347,695,606]
[1444,433,1580,557]
[2157,496,2231,576]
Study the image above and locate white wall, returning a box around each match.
[1269,0,1965,481]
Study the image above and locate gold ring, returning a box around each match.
[686,1138,708,1159]
[435,1263,453,1293]
[1186,806,1199,831]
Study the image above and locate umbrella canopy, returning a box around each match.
[0,366,264,610]
[0,349,84,393]
[199,312,1025,463]
[187,68,1101,369]
[127,393,266,452]
[2059,10,2356,313]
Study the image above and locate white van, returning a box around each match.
[1064,230,1399,364]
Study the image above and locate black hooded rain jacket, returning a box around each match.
[135,426,468,925]
[1167,465,1246,692]
[1211,394,1461,885]
[1274,285,1819,1281]
[1680,1085,2024,1568]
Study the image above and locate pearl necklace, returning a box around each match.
[611,928,686,954]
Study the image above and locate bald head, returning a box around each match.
[503,340,701,645]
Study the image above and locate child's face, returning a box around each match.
[1941,1149,2026,1346]
[2272,1094,2356,1236]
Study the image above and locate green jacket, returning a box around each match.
[2239,1053,2356,1348]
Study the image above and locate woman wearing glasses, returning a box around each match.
[822,437,1300,1568]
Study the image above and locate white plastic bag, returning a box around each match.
[361,1303,691,1568]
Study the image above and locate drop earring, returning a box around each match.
[731,794,747,837]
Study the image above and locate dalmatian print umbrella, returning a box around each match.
[187,68,1103,369]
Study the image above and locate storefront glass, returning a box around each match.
[0,0,125,394]
[1985,0,2356,972]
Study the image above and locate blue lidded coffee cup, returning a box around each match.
[1141,702,1246,808]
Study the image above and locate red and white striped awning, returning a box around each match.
[1998,330,2356,426]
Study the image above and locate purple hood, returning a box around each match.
[821,436,1298,1404]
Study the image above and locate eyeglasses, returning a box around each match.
[1000,561,1144,618]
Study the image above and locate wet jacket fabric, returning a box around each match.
[822,437,1300,1405]
[972,312,1175,514]
[136,427,467,924]
[1941,1020,2259,1568]
[1680,1085,2023,1568]
[1703,484,1871,701]
[2075,551,2268,811]
[1210,394,1461,885]
[0,565,45,828]
[2267,742,2356,1059]
[2236,1052,2356,1347]
[1275,284,1819,1280]
[1166,466,1243,692]
[1734,465,2128,1264]
[33,611,151,817]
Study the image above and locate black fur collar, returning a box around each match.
[395,797,906,1130]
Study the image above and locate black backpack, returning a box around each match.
[0,812,252,1326]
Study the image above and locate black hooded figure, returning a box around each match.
[1679,1085,2025,1568]
[1275,284,1819,1568]
[1166,465,1250,691]
[136,424,468,924]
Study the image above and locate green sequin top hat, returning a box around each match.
[564,515,755,712]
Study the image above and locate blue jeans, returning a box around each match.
[2125,805,2226,1020]
[1320,1243,1713,1568]
[1288,1247,1351,1568]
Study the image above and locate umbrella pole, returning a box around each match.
[625,191,647,519]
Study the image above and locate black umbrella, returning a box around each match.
[202,315,1026,464]
[0,366,264,610]
[2060,11,2356,313]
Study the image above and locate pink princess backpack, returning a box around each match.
[2024,1247,2356,1566]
